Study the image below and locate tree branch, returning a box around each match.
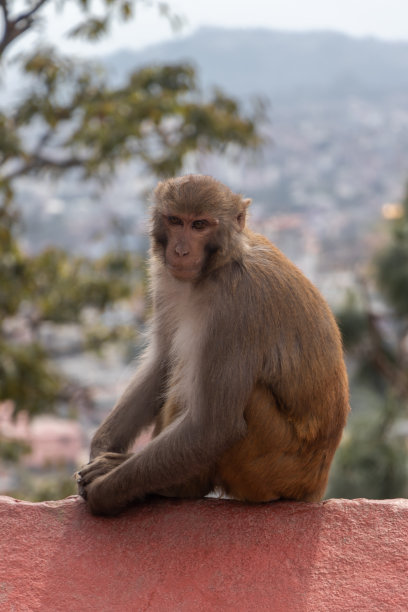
[360,278,408,399]
[14,0,49,25]
[0,1,9,21]
[4,154,84,181]
[0,0,50,57]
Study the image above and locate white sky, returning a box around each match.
[10,0,408,56]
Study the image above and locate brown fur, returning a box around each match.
[77,174,349,516]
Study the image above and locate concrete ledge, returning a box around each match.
[0,496,407,611]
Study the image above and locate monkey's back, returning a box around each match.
[212,232,350,501]
[235,230,350,435]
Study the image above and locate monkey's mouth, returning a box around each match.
[167,263,201,280]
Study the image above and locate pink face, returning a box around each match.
[163,213,219,281]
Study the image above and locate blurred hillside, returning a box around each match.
[105,27,408,100]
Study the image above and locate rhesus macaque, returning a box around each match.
[77,174,349,516]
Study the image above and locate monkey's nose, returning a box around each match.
[175,245,189,256]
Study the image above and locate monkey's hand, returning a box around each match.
[75,452,131,502]
[76,452,138,516]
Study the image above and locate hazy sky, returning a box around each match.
[18,0,408,56]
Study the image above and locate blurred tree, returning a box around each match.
[329,186,408,499]
[0,0,262,418]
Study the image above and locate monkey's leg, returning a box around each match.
[152,398,215,498]
[152,395,183,437]
[216,385,333,503]
[154,472,214,499]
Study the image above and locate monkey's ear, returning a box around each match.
[237,198,251,231]
[237,212,245,230]
[237,210,246,232]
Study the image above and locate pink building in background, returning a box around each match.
[0,401,86,469]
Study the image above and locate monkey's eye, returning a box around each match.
[192,219,209,230]
[168,216,183,226]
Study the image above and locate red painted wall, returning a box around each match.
[0,496,407,611]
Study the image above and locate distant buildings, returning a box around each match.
[0,401,86,477]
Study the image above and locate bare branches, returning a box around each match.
[14,0,49,24]
[3,153,84,182]
[0,0,50,57]
[0,1,9,20]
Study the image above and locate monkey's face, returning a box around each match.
[162,213,220,281]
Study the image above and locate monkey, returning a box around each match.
[76,174,350,516]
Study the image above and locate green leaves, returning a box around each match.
[67,18,108,40]
[2,50,261,188]
[376,188,408,317]
[0,228,142,415]
[330,185,408,499]
[328,398,408,499]
[0,114,21,163]
[0,340,63,416]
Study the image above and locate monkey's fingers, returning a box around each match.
[76,464,103,487]
[73,470,87,499]
[76,453,130,486]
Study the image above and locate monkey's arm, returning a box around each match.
[81,410,247,515]
[89,347,168,459]
[80,320,256,515]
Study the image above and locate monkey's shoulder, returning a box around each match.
[234,232,322,301]
[215,233,339,338]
